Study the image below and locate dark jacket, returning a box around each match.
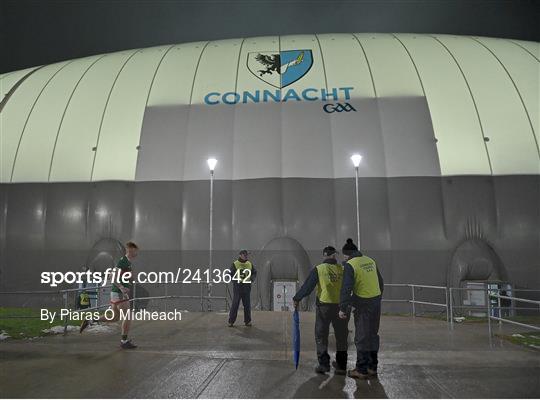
[339,251,384,312]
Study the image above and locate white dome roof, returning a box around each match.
[1,33,538,182]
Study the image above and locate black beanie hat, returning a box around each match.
[342,238,358,256]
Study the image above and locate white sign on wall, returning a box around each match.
[273,281,297,311]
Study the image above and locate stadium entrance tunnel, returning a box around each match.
[253,237,312,311]
[447,238,508,310]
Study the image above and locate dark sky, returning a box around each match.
[1,0,539,73]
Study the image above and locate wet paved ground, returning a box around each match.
[1,311,539,398]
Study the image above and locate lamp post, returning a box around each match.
[350,154,362,248]
[206,158,217,312]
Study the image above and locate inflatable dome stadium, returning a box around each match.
[1,33,538,310]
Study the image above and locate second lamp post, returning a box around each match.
[350,154,362,248]
[206,157,217,312]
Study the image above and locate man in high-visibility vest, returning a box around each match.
[339,238,384,379]
[228,250,257,327]
[78,290,90,309]
[293,246,349,375]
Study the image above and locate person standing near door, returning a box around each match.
[228,250,257,327]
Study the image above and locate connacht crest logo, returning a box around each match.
[247,50,313,88]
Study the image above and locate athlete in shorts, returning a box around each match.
[80,241,138,349]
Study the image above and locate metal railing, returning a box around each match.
[3,282,538,339]
[448,286,487,329]
[383,283,449,321]
[382,284,540,337]
[448,287,540,329]
[56,284,538,338]
[131,282,230,312]
[487,293,540,337]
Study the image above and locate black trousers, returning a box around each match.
[352,296,381,373]
[315,303,349,369]
[228,284,251,324]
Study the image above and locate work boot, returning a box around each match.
[332,361,346,375]
[120,340,137,349]
[315,364,331,374]
[347,369,369,379]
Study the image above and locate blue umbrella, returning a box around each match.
[292,308,300,369]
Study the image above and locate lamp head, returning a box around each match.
[350,154,362,168]
[207,158,218,172]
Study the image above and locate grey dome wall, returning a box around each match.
[1,175,538,310]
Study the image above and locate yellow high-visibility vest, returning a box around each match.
[233,260,253,283]
[80,292,90,306]
[315,262,344,304]
[348,255,381,298]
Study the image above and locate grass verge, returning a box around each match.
[0,307,86,339]
[495,331,540,350]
